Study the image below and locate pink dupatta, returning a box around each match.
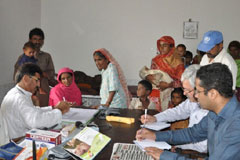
[49,67,82,106]
[94,48,131,107]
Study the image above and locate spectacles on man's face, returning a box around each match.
[194,88,205,95]
[182,87,194,94]
[30,76,40,83]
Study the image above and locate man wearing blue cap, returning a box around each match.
[198,30,237,90]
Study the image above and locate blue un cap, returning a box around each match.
[197,31,223,52]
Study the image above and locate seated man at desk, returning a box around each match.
[136,63,240,160]
[140,64,208,153]
[1,63,71,140]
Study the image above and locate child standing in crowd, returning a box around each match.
[168,87,188,130]
[168,87,186,109]
[184,51,193,68]
[18,41,37,66]
[129,80,156,110]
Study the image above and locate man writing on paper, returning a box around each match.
[140,64,208,153]
[136,63,240,159]
[1,63,71,139]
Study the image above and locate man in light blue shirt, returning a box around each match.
[136,63,240,160]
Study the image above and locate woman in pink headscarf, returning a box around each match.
[49,67,82,107]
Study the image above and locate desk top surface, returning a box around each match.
[93,109,158,160]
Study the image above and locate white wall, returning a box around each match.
[1,0,240,85]
[0,0,41,85]
[41,0,240,85]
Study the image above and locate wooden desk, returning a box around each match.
[93,109,158,160]
[91,109,208,160]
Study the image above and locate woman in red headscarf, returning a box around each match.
[146,36,184,112]
[49,67,82,107]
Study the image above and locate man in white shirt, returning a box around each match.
[198,30,237,90]
[141,64,209,153]
[1,63,71,139]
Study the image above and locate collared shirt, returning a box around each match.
[200,48,237,89]
[0,111,9,146]
[154,99,208,153]
[0,85,62,139]
[100,63,127,108]
[156,96,240,160]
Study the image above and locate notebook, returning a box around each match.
[141,121,170,131]
[134,139,171,151]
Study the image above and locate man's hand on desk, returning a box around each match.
[55,101,71,114]
[135,128,156,141]
[140,114,157,124]
[145,147,163,160]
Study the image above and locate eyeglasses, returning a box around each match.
[182,87,194,94]
[194,88,205,95]
[30,76,40,83]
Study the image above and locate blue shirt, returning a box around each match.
[100,63,127,108]
[18,54,37,65]
[156,96,240,160]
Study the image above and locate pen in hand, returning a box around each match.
[143,109,147,128]
[138,109,147,140]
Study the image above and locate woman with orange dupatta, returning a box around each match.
[147,36,184,112]
[93,48,131,108]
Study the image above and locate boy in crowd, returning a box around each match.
[129,80,156,110]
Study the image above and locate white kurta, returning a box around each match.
[200,48,237,90]
[1,85,62,139]
[154,99,209,153]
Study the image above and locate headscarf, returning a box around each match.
[156,36,175,55]
[152,36,184,80]
[93,48,131,107]
[49,67,82,106]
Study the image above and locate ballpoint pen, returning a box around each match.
[143,109,147,128]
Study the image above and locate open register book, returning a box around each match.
[63,127,111,160]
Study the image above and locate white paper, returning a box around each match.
[134,139,171,151]
[141,121,170,131]
[62,108,99,124]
